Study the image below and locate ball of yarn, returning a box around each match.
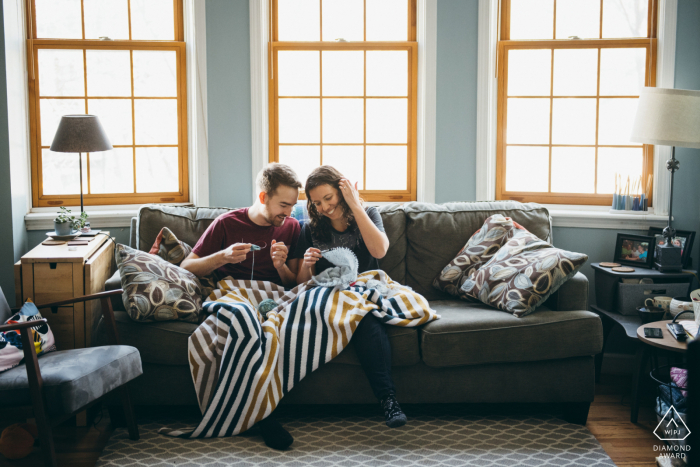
[257,299,278,318]
[0,423,38,460]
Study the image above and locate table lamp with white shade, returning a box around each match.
[630,87,700,271]
[49,115,113,220]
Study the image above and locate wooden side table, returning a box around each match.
[631,320,690,423]
[13,233,114,351]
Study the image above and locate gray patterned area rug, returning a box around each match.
[96,406,615,467]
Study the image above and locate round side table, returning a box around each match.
[631,320,690,423]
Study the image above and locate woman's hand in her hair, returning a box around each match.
[302,247,323,270]
[338,178,361,212]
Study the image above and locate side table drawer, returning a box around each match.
[31,263,74,304]
[47,306,75,350]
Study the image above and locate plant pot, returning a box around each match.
[54,221,72,236]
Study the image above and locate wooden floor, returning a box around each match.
[0,374,660,467]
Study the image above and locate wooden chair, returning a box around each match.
[0,288,142,467]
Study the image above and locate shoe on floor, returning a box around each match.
[380,393,407,428]
[257,416,294,450]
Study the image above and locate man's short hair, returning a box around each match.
[256,163,302,196]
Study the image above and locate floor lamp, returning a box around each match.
[631,87,700,271]
[50,115,113,219]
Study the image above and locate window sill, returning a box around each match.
[546,205,669,230]
[25,203,192,231]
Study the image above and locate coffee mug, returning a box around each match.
[645,296,673,312]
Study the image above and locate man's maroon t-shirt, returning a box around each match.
[191,208,300,286]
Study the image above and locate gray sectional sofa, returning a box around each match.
[96,201,603,424]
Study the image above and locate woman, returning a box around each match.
[293,165,407,428]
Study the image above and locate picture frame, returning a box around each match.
[648,227,695,268]
[613,233,655,269]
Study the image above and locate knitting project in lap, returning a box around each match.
[160,270,439,438]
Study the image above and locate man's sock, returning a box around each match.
[257,416,294,450]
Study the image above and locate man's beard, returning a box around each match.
[264,211,286,227]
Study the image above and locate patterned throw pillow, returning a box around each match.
[460,227,588,318]
[433,214,527,298]
[148,227,217,298]
[0,300,56,372]
[116,244,204,323]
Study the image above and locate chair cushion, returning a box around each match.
[0,346,142,417]
[95,311,197,366]
[420,300,603,368]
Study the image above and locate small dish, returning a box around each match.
[46,231,82,241]
[636,306,666,324]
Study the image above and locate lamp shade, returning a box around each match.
[630,87,700,149]
[49,115,113,153]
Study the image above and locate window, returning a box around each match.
[497,0,657,206]
[270,0,417,201]
[28,0,188,207]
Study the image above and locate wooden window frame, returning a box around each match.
[269,0,418,202]
[26,0,189,208]
[496,0,657,207]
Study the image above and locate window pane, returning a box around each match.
[278,146,320,186]
[135,147,179,192]
[40,99,85,146]
[366,0,408,41]
[551,147,596,193]
[86,50,131,97]
[38,49,84,97]
[366,51,408,97]
[42,149,87,195]
[505,146,549,192]
[510,0,554,40]
[322,0,364,41]
[323,99,363,143]
[133,50,178,97]
[322,51,363,97]
[366,99,407,144]
[507,49,551,96]
[35,0,82,39]
[322,146,364,189]
[278,51,320,97]
[84,0,130,40]
[553,49,598,96]
[556,0,601,39]
[597,147,643,194]
[279,99,320,143]
[89,148,134,194]
[598,98,639,145]
[506,98,550,144]
[278,0,320,41]
[130,0,175,40]
[366,146,407,190]
[600,48,646,95]
[552,98,597,144]
[602,0,648,38]
[88,99,133,145]
[134,100,178,145]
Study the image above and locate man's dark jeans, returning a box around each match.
[352,313,396,400]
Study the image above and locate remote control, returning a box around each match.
[667,323,687,341]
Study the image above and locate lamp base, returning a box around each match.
[655,244,683,272]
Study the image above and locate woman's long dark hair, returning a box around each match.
[305,166,363,243]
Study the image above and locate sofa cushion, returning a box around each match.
[333,325,419,367]
[420,300,602,368]
[137,205,235,252]
[404,201,552,300]
[376,204,406,284]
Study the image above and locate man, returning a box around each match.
[181,162,301,450]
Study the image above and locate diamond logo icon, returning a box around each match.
[654,406,691,441]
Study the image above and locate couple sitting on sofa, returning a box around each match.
[180,162,406,450]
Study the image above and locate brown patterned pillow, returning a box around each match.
[433,215,527,298]
[116,244,203,323]
[460,228,588,318]
[148,227,217,299]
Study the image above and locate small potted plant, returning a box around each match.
[54,207,75,236]
[73,211,90,233]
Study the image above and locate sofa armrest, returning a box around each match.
[544,271,589,311]
[105,270,127,313]
[130,217,137,248]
